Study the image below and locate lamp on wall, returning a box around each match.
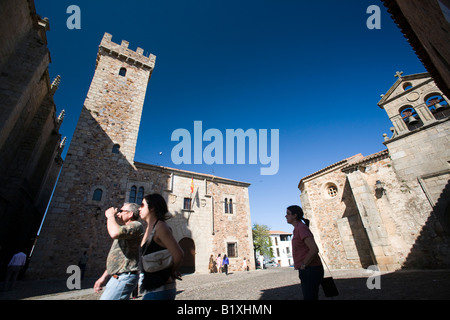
[375,180,385,198]
[375,180,383,190]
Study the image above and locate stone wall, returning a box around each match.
[0,0,63,265]
[300,157,373,270]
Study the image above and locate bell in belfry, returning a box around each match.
[408,115,418,123]
[434,102,444,111]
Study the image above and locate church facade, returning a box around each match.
[29,33,254,279]
[299,72,450,271]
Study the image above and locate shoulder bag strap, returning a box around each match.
[142,219,159,254]
[148,219,160,242]
[319,253,333,277]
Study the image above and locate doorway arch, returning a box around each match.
[179,238,195,274]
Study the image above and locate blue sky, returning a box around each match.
[35,0,426,233]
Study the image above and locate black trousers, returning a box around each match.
[298,265,324,300]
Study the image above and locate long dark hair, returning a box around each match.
[143,193,169,221]
[287,205,310,227]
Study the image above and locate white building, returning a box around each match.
[269,231,293,267]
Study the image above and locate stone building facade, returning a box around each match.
[29,33,254,279]
[299,72,450,271]
[0,0,65,274]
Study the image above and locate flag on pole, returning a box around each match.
[190,177,194,194]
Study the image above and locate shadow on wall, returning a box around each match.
[402,179,450,269]
[27,108,194,279]
[341,178,375,268]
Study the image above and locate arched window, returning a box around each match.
[112,144,120,154]
[224,198,228,213]
[229,199,233,214]
[400,106,423,131]
[403,82,413,91]
[129,186,137,203]
[137,187,144,204]
[426,94,450,121]
[92,188,103,201]
[119,67,127,77]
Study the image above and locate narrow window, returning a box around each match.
[119,67,127,77]
[227,242,237,258]
[112,144,120,154]
[92,188,103,201]
[136,187,144,204]
[229,199,233,214]
[184,198,192,210]
[224,198,228,213]
[129,186,137,203]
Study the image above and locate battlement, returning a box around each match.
[98,32,156,70]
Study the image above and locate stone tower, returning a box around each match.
[29,33,156,278]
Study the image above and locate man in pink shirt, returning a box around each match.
[286,205,324,300]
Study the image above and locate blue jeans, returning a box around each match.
[100,272,138,300]
[142,283,176,300]
[298,265,324,300]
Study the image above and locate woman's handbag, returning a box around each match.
[321,276,339,297]
[142,249,173,272]
[319,254,339,297]
[141,221,173,273]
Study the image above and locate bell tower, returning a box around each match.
[378,71,450,233]
[378,71,450,138]
[29,33,156,278]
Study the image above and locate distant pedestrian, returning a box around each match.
[78,251,88,280]
[216,254,222,273]
[242,257,248,271]
[286,205,324,300]
[258,255,264,269]
[222,254,229,275]
[3,252,27,291]
[208,254,215,273]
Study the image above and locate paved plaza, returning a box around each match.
[1,267,450,300]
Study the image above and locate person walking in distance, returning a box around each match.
[3,251,27,291]
[222,254,229,275]
[216,253,222,273]
[286,205,324,300]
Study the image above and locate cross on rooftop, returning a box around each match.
[395,71,404,78]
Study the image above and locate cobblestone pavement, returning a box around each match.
[1,267,450,300]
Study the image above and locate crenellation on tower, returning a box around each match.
[98,32,156,71]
